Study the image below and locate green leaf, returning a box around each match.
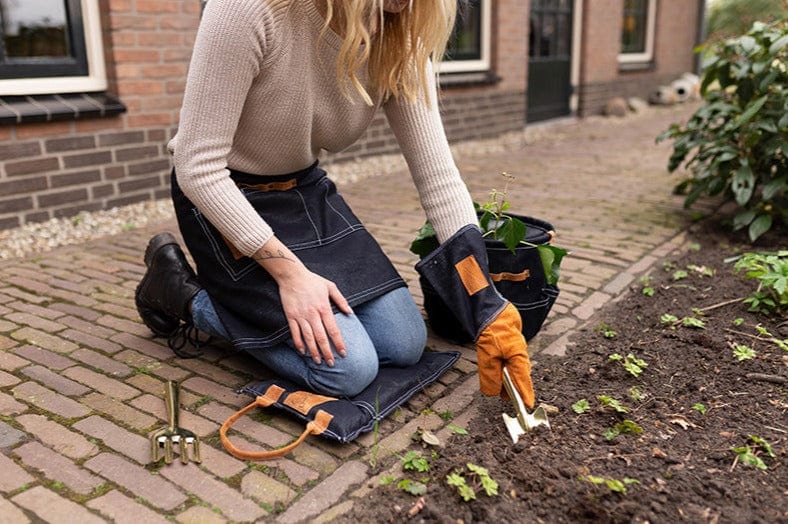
[537,244,568,286]
[736,95,769,126]
[497,217,527,253]
[571,399,590,414]
[748,214,773,242]
[732,163,755,206]
[410,222,439,258]
[733,209,757,231]
[769,34,788,55]
[447,424,468,435]
[397,479,427,496]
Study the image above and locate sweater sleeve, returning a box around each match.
[383,61,478,243]
[172,0,276,256]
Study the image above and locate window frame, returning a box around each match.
[618,0,657,65]
[0,0,107,96]
[438,0,492,74]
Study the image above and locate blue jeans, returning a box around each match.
[191,287,427,397]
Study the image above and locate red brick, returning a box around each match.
[126,113,173,128]
[115,350,190,382]
[79,392,157,431]
[0,453,35,492]
[277,461,368,524]
[12,345,74,370]
[83,453,188,510]
[0,391,27,415]
[14,442,103,495]
[0,370,20,387]
[63,366,140,400]
[182,376,248,407]
[0,350,29,371]
[0,141,41,161]
[16,121,74,139]
[158,462,268,522]
[7,300,66,320]
[5,312,66,332]
[136,0,180,13]
[22,365,91,396]
[72,415,150,464]
[59,314,116,336]
[16,414,99,459]
[12,486,106,524]
[0,498,29,522]
[61,329,124,354]
[87,490,170,524]
[70,348,131,376]
[138,32,182,46]
[12,381,91,419]
[11,327,79,353]
[4,157,60,176]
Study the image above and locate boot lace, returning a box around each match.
[168,322,212,358]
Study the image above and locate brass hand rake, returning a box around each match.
[150,380,201,464]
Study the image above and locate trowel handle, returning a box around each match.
[165,380,180,430]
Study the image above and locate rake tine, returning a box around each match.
[179,437,189,464]
[163,437,174,464]
[190,438,202,464]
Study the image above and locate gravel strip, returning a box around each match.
[0,122,586,261]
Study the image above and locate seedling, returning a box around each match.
[397,479,427,496]
[732,317,744,326]
[597,395,629,413]
[688,264,714,277]
[660,313,679,325]
[582,475,640,494]
[691,403,707,415]
[639,276,655,296]
[681,316,706,329]
[447,424,468,435]
[446,463,499,502]
[604,419,643,441]
[731,435,775,470]
[595,323,617,339]
[609,353,648,377]
[438,410,453,421]
[572,399,590,414]
[672,269,688,281]
[733,343,756,361]
[733,251,787,315]
[688,243,701,251]
[629,386,644,402]
[401,451,430,473]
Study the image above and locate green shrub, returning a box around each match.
[658,21,787,242]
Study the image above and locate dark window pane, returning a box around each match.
[621,0,648,53]
[1,0,70,59]
[446,0,482,61]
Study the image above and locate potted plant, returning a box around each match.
[410,173,568,343]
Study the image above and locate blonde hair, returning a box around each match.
[322,0,457,105]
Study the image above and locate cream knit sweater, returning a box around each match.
[169,0,478,257]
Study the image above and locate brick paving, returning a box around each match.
[0,105,712,522]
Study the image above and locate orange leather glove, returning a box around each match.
[476,303,535,409]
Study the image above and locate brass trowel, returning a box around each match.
[501,367,551,443]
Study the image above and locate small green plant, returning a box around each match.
[733,343,757,360]
[397,479,427,496]
[672,269,689,281]
[401,451,430,473]
[572,399,590,414]
[447,424,468,435]
[604,419,643,441]
[609,353,648,377]
[753,324,788,351]
[657,21,787,242]
[446,463,499,502]
[681,316,706,329]
[597,395,630,413]
[692,403,708,415]
[595,323,617,339]
[380,476,396,485]
[732,251,788,315]
[640,276,655,296]
[629,386,644,402]
[732,317,745,325]
[438,410,454,421]
[688,264,715,278]
[583,475,640,494]
[732,435,776,470]
[660,313,679,325]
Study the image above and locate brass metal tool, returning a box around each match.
[501,367,551,443]
[150,380,201,464]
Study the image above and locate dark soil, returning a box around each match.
[343,221,787,523]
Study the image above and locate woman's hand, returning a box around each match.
[253,237,352,366]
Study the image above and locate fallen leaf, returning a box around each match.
[541,403,559,415]
[421,429,441,447]
[668,416,698,430]
[719,431,735,438]
[652,447,668,459]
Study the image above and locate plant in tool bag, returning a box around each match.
[410,172,568,344]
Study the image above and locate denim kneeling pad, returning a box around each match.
[220,351,460,460]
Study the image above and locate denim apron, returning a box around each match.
[171,162,406,350]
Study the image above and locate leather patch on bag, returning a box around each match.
[490,269,530,282]
[283,391,337,416]
[455,255,489,296]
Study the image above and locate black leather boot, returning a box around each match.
[135,232,203,339]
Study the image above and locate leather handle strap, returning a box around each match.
[220,385,334,461]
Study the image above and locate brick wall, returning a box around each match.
[577,0,702,116]
[0,0,529,232]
